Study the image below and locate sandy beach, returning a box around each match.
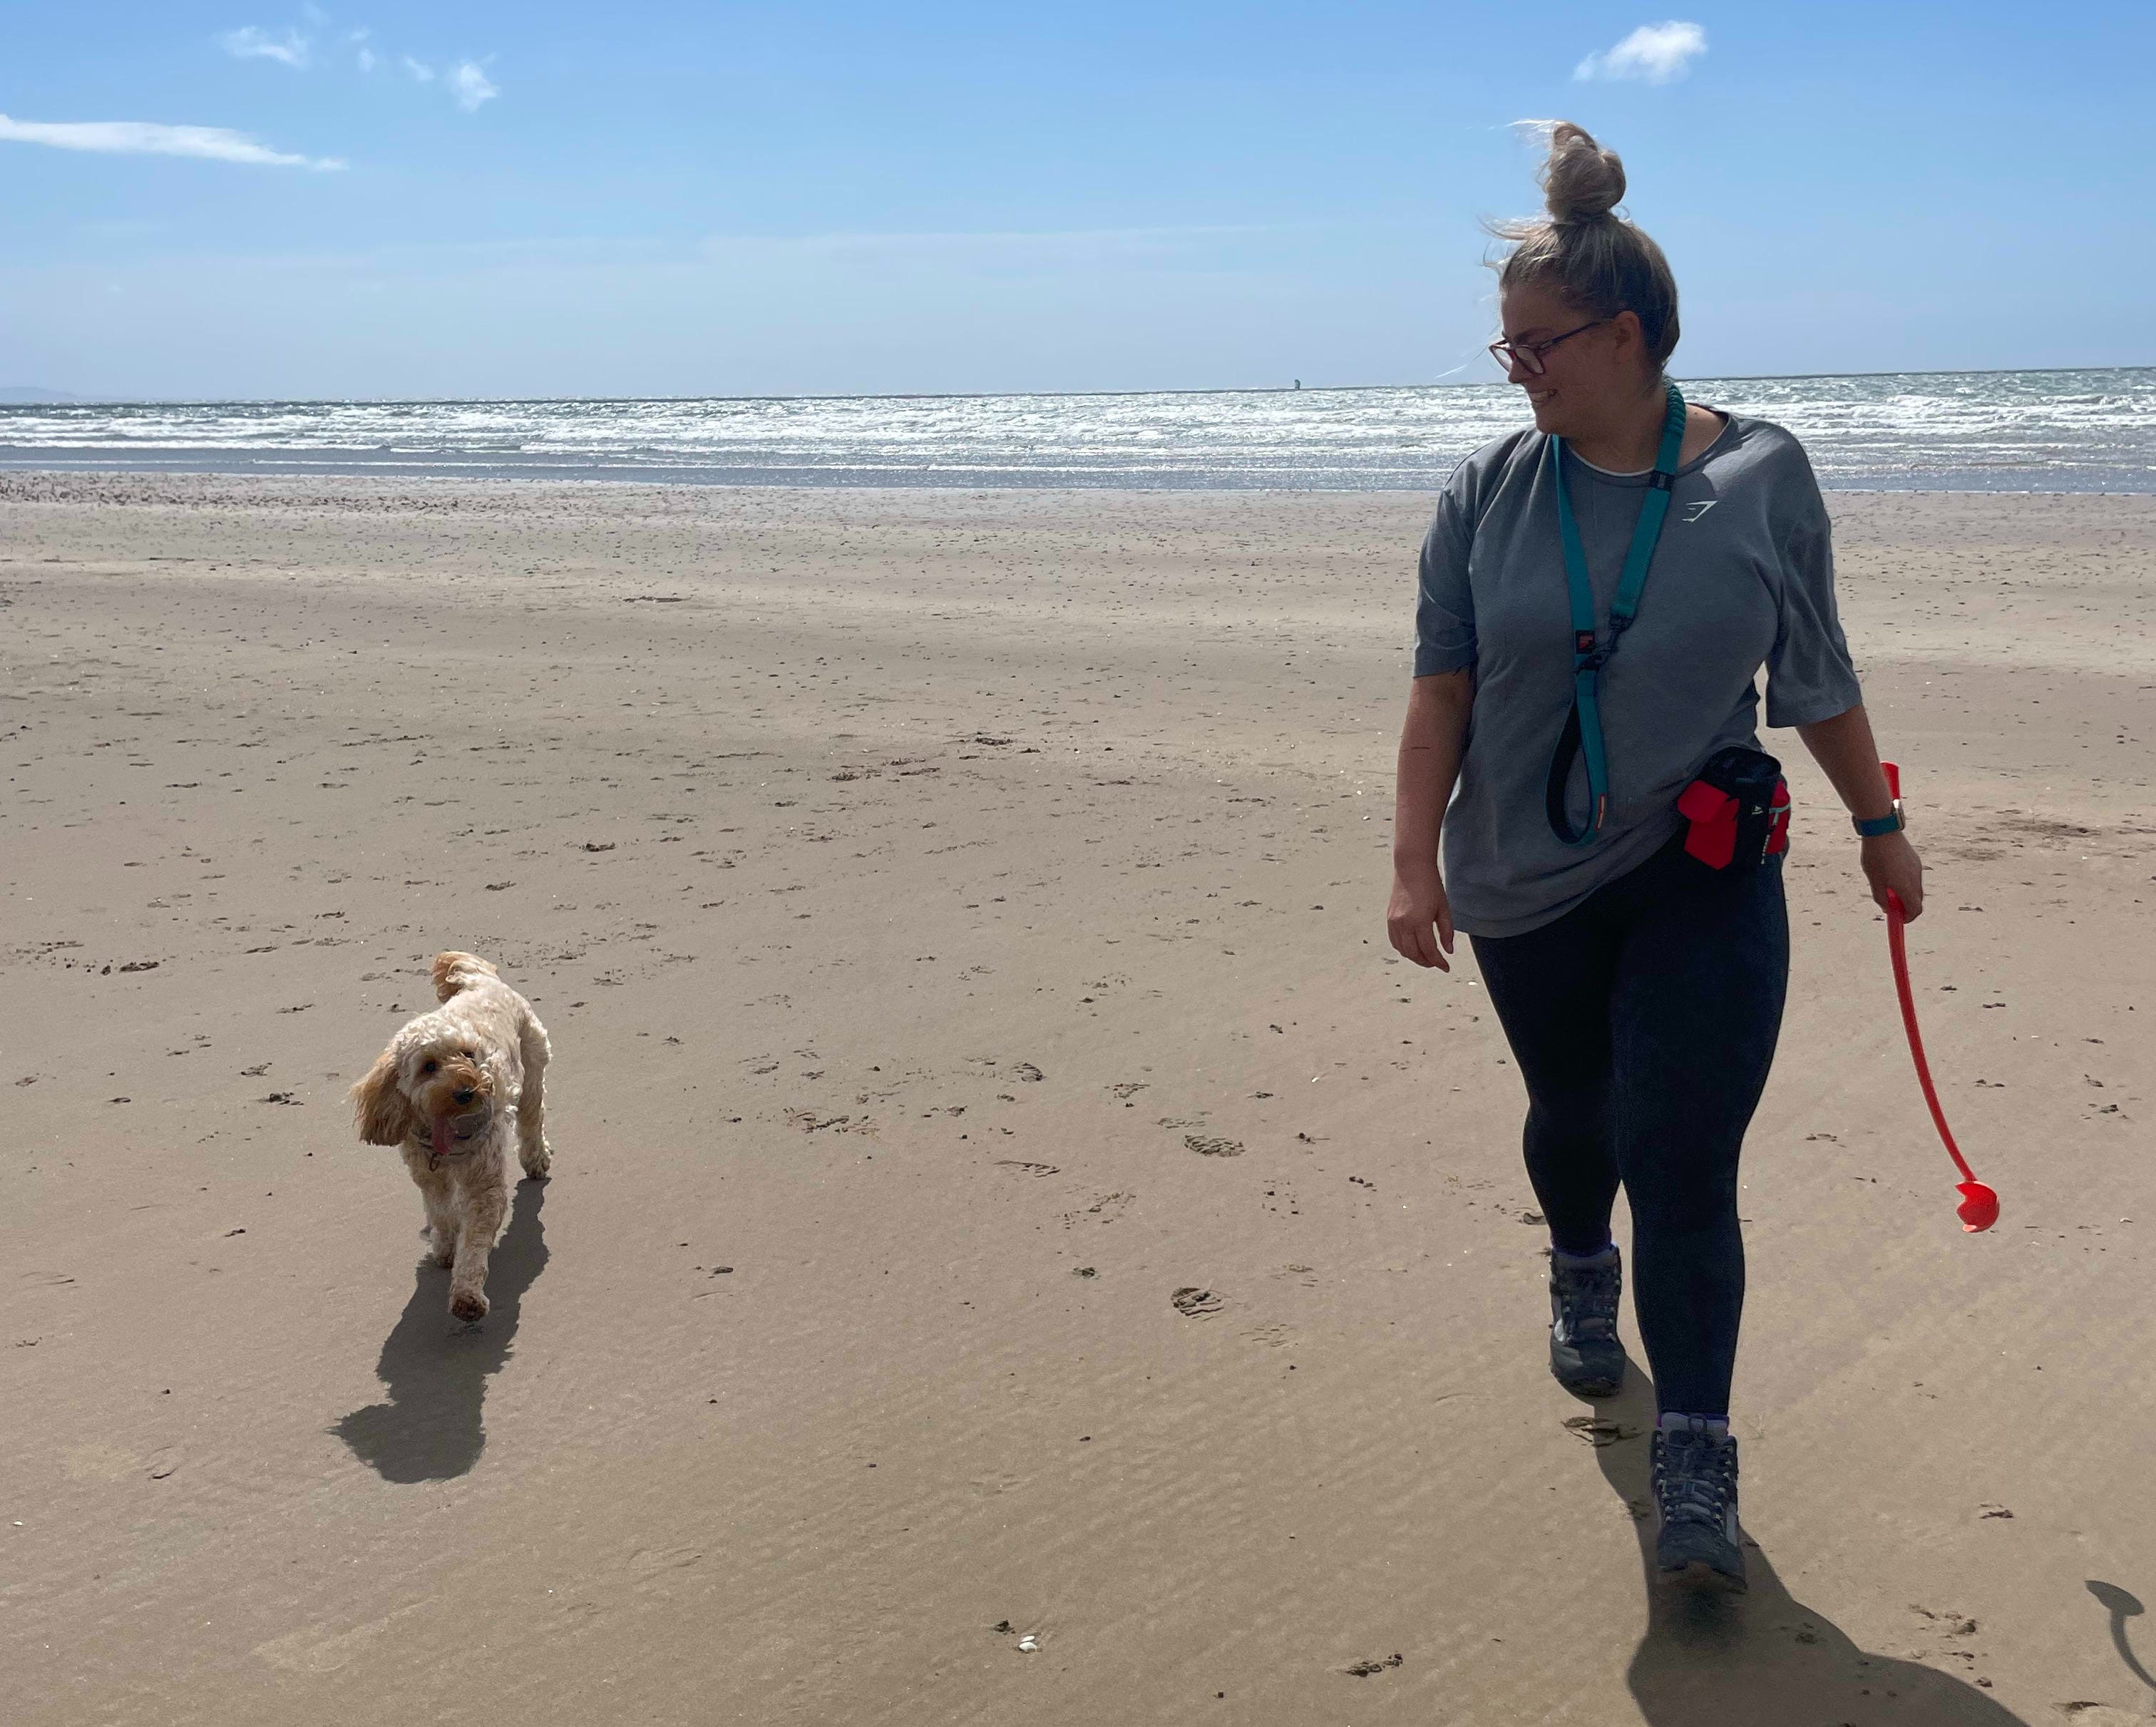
[4,472,2152,1725]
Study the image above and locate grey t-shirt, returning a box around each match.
[1414,411,1861,939]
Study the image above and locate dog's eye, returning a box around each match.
[461,1049,475,1060]
[421,1059,438,1075]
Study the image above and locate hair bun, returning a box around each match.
[1541,121,1626,224]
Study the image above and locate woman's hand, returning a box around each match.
[1388,856,1456,970]
[1794,705,1924,923]
[1861,831,1924,921]
[1389,671,1472,973]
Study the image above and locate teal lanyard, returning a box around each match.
[1543,382,1688,846]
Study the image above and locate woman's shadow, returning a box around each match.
[1587,1362,2029,1725]
[333,1179,549,1482]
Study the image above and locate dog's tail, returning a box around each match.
[431,950,500,1003]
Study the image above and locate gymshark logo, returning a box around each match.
[1680,501,1718,522]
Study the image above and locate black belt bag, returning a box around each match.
[1675,747,1791,872]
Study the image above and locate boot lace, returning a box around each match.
[1552,1259,1620,1342]
[1654,1425,1739,1530]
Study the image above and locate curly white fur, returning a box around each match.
[350,952,553,1321]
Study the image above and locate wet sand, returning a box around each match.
[4,473,2153,1724]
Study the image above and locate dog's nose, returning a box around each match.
[453,1088,476,1105]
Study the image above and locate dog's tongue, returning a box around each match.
[431,1118,455,1159]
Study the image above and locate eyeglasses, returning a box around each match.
[1488,319,1611,377]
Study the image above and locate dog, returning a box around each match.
[350,953,552,1320]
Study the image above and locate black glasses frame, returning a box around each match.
[1488,319,1611,377]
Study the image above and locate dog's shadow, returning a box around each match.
[333,1179,548,1482]
[1589,1364,2029,1725]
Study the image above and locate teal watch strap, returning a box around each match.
[1854,804,1905,838]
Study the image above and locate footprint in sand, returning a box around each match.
[1171,1287,1223,1318]
[1062,1192,1132,1229]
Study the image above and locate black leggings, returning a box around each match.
[1469,835,1789,1418]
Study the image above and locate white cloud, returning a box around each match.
[1574,21,1707,83]
[219,26,312,68]
[302,3,331,24]
[0,113,343,170]
[450,61,498,111]
[220,24,498,110]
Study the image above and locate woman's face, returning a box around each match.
[1496,282,1643,439]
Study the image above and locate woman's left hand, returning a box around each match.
[1860,831,1924,920]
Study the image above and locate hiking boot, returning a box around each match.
[1547,1244,1624,1398]
[1651,1413,1746,1592]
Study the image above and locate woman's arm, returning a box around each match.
[1387,670,1473,969]
[1794,702,1925,920]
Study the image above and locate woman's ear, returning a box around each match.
[351,1046,413,1146]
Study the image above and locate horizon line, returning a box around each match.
[5,361,2151,410]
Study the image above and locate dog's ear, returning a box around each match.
[351,1046,413,1146]
[431,950,497,1003]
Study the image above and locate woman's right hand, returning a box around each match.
[1389,670,1471,973]
[1387,857,1456,972]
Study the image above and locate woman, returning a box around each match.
[1385,123,1923,1594]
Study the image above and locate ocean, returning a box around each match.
[3,367,2151,493]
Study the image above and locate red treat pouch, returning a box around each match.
[1679,747,1789,872]
[1678,778,1739,868]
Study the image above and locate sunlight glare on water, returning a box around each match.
[4,369,2152,492]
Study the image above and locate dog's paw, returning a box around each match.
[521,1143,552,1181]
[448,1287,490,1323]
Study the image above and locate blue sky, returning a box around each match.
[2,2,2150,399]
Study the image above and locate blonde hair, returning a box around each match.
[1489,121,1681,371]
